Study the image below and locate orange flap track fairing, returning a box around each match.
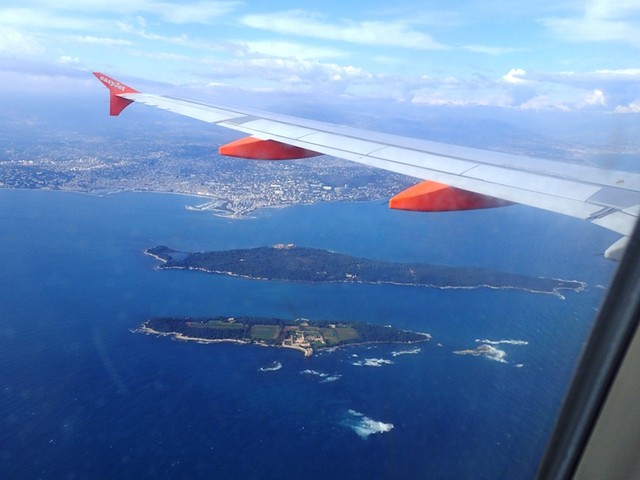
[390,180,512,212]
[219,136,321,160]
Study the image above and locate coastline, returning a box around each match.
[317,334,431,353]
[143,250,169,264]
[136,323,313,355]
[135,324,251,346]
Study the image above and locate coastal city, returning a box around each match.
[0,126,414,217]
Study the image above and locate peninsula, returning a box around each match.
[145,244,585,296]
[137,316,431,357]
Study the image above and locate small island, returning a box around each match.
[453,344,508,363]
[145,244,586,297]
[136,316,431,357]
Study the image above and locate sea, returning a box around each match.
[0,189,618,480]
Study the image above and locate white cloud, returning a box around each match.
[581,89,606,107]
[526,69,640,88]
[0,8,101,31]
[203,57,373,85]
[70,35,132,46]
[544,17,640,46]
[407,75,514,107]
[144,1,240,24]
[502,68,527,84]
[408,67,637,112]
[241,10,447,50]
[187,57,638,113]
[0,27,43,56]
[117,22,187,44]
[116,21,244,55]
[241,41,347,60]
[593,68,640,79]
[520,96,571,112]
[21,0,240,25]
[517,69,640,110]
[585,0,640,20]
[542,0,640,47]
[0,58,91,94]
[58,55,80,64]
[518,87,613,112]
[615,101,640,113]
[410,94,508,107]
[129,50,197,64]
[463,44,518,56]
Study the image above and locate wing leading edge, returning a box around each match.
[93,72,639,260]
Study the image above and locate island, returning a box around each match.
[136,316,431,357]
[145,244,586,297]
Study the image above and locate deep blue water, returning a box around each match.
[0,189,617,479]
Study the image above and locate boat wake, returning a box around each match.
[475,338,528,346]
[259,361,282,372]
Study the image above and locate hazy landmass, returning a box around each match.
[145,244,586,296]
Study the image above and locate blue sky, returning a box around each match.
[0,0,639,113]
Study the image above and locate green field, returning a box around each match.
[320,327,359,345]
[249,324,281,340]
[300,326,322,335]
[195,320,245,330]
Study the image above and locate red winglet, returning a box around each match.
[93,72,139,116]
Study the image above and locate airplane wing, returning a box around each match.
[94,72,640,260]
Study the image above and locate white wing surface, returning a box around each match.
[94,73,639,259]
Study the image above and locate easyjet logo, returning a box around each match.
[100,75,126,91]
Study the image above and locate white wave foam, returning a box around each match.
[352,358,393,367]
[391,347,421,357]
[482,345,507,363]
[343,410,394,439]
[301,369,342,382]
[475,339,528,346]
[259,361,282,372]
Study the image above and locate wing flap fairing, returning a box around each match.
[220,136,321,160]
[390,181,511,212]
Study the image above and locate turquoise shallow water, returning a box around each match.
[0,189,616,479]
